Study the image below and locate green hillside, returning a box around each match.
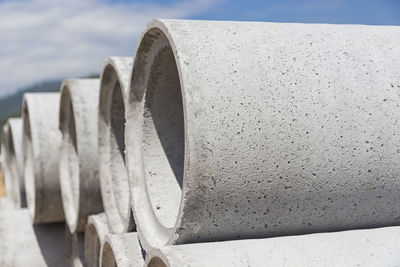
[0,75,98,145]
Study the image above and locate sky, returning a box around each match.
[0,0,399,96]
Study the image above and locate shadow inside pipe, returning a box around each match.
[33,223,67,267]
[147,45,185,189]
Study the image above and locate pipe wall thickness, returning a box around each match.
[126,19,400,248]
[100,233,144,267]
[59,79,103,232]
[22,93,64,223]
[85,213,110,267]
[99,57,135,233]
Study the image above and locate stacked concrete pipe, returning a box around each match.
[59,79,103,233]
[126,19,400,249]
[85,213,110,267]
[1,125,11,202]
[100,232,144,267]
[4,118,25,208]
[145,226,400,267]
[22,93,64,223]
[98,57,135,233]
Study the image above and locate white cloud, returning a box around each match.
[0,0,223,96]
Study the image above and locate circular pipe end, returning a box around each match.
[99,58,134,233]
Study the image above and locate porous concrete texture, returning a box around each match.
[65,223,85,267]
[59,79,103,233]
[100,232,144,267]
[5,118,26,208]
[85,213,110,267]
[22,93,64,223]
[0,209,67,267]
[98,57,135,233]
[146,226,400,267]
[126,19,400,248]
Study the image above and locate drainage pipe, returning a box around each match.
[126,19,400,248]
[5,118,25,207]
[59,79,103,232]
[99,57,135,233]
[100,233,144,267]
[85,213,110,267]
[22,93,64,223]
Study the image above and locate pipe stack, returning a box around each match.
[0,19,399,266]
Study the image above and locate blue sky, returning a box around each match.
[0,0,398,96]
[112,0,400,25]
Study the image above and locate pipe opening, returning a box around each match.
[99,64,132,232]
[23,103,35,217]
[147,256,167,267]
[59,92,79,227]
[101,242,116,267]
[143,44,184,229]
[109,81,130,216]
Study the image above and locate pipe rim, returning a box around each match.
[99,58,134,233]
[126,19,189,249]
[59,86,80,232]
[85,213,109,267]
[22,97,36,219]
[5,119,22,207]
[100,233,143,267]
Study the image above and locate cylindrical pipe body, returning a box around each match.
[126,19,400,248]
[1,125,12,203]
[22,93,64,223]
[85,213,110,267]
[99,57,135,233]
[59,79,103,232]
[5,118,25,208]
[146,226,400,267]
[100,233,144,267]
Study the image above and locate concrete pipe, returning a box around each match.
[100,233,144,267]
[145,226,400,267]
[59,79,103,232]
[22,93,64,223]
[0,209,67,267]
[65,223,85,267]
[1,125,12,202]
[85,213,110,267]
[126,19,400,248]
[99,57,135,233]
[5,118,25,208]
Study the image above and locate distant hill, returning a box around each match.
[0,74,98,145]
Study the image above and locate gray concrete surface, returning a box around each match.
[100,232,144,267]
[126,19,400,248]
[5,118,25,208]
[22,93,64,223]
[1,124,12,206]
[85,213,110,267]
[146,226,400,267]
[65,223,85,267]
[59,79,103,233]
[98,57,135,234]
[0,209,67,267]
